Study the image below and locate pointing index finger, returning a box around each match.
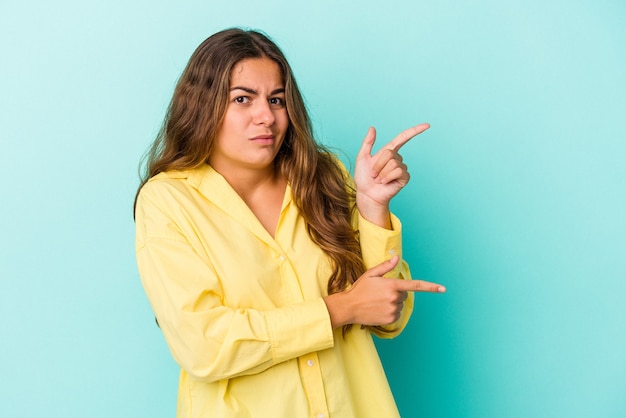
[395,278,446,293]
[381,123,430,154]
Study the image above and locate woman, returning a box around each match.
[135,28,445,418]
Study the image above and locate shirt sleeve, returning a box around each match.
[135,188,335,383]
[357,212,414,338]
[333,155,415,338]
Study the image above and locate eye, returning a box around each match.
[269,97,285,107]
[233,96,251,104]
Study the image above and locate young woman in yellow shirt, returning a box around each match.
[134,28,445,418]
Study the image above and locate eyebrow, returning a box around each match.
[230,86,285,95]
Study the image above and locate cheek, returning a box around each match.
[222,111,245,133]
[277,111,289,132]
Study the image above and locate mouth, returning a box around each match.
[250,134,275,144]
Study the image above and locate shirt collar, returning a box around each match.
[187,164,292,246]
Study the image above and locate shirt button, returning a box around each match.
[307,360,314,367]
[317,414,325,418]
[389,249,396,255]
[279,255,286,261]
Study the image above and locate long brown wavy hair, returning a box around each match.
[136,28,374,335]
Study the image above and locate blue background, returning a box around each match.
[1,1,625,417]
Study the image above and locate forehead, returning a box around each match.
[230,58,284,87]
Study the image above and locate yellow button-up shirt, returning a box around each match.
[135,164,414,418]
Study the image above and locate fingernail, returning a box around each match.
[438,286,446,293]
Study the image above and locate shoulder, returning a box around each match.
[137,166,209,210]
[135,167,209,241]
[140,166,207,196]
[145,168,191,188]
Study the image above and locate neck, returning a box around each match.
[210,162,287,238]
[212,163,282,200]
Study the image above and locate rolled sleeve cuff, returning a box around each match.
[358,212,403,271]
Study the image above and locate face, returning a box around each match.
[209,57,289,175]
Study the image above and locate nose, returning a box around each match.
[253,100,275,126]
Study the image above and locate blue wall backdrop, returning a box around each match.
[1,1,625,417]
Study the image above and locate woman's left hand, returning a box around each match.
[354,123,430,227]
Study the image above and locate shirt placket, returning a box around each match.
[277,249,330,418]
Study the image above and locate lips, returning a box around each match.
[250,134,275,144]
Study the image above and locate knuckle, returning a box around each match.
[384,311,399,325]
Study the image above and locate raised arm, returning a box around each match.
[331,123,445,335]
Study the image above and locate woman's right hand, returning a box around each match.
[323,257,446,329]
